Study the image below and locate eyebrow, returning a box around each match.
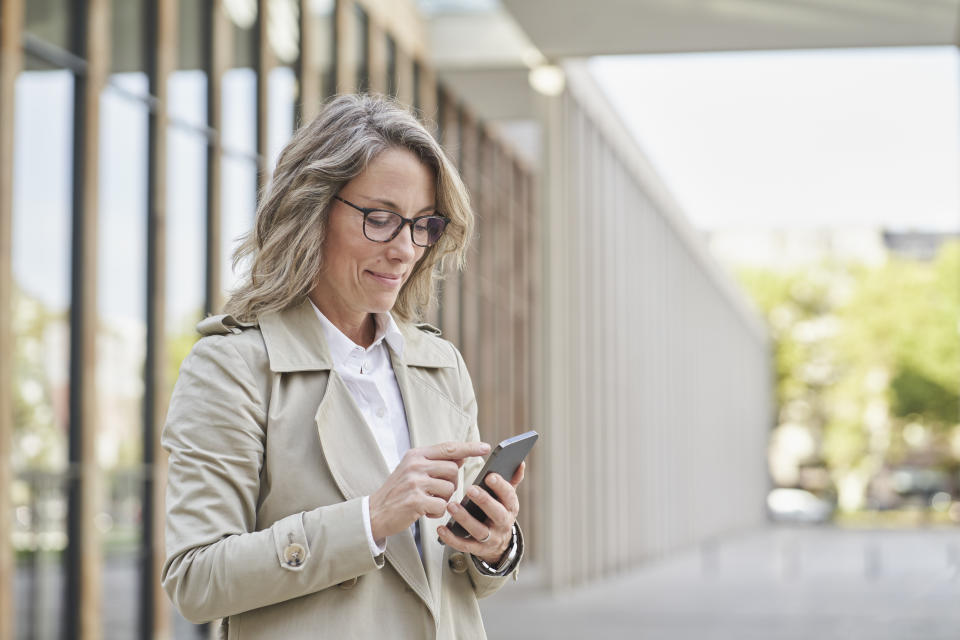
[362,196,437,214]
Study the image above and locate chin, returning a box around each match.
[368,296,399,314]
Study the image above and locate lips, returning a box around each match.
[366,270,404,286]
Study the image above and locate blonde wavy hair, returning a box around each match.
[223,93,473,323]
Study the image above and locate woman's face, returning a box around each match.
[310,147,435,331]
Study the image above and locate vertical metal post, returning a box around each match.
[143,0,176,637]
[367,18,386,95]
[205,0,227,315]
[0,1,26,638]
[66,0,109,637]
[256,0,270,193]
[298,0,320,123]
[335,0,356,94]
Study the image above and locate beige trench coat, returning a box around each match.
[161,298,522,639]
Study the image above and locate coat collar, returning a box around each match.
[258,298,456,372]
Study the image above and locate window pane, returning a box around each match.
[221,67,257,299]
[166,126,208,368]
[11,67,74,640]
[413,60,422,111]
[225,0,257,69]
[306,0,335,100]
[267,0,299,171]
[387,36,398,98]
[111,0,147,73]
[268,0,300,66]
[268,66,296,171]
[220,155,258,300]
[25,0,73,53]
[98,74,150,639]
[170,0,209,128]
[178,0,205,72]
[355,5,369,92]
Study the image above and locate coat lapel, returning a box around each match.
[391,328,472,612]
[314,372,435,620]
[261,300,468,620]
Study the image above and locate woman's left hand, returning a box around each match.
[437,461,525,564]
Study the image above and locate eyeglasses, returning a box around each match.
[333,195,449,247]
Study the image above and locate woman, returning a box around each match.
[161,94,525,639]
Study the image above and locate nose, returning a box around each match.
[385,224,420,262]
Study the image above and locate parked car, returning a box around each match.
[767,488,835,524]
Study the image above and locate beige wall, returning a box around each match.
[535,61,772,590]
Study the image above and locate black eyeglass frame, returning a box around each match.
[333,195,450,247]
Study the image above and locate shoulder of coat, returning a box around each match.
[414,322,442,337]
[196,314,260,337]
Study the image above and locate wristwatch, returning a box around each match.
[472,523,520,575]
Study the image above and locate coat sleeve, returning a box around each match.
[451,344,525,598]
[161,336,384,624]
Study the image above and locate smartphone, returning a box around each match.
[443,430,539,539]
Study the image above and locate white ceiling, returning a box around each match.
[501,0,960,57]
[429,0,960,121]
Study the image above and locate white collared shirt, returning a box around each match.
[310,303,413,558]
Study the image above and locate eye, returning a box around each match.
[365,211,396,229]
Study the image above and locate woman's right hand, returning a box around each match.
[369,441,490,541]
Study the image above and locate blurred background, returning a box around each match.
[1,0,957,638]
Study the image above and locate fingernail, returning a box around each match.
[480,443,491,453]
[469,486,480,498]
[448,502,458,512]
[488,474,499,485]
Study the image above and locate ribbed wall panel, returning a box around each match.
[538,62,772,590]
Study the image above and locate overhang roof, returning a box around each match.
[427,0,960,121]
[501,0,960,57]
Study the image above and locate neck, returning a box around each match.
[308,294,376,348]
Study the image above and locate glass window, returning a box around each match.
[11,62,74,640]
[166,128,208,371]
[177,0,205,72]
[386,35,398,98]
[167,0,211,374]
[170,0,209,129]
[355,4,369,93]
[413,60,422,111]
[305,0,335,101]
[221,2,259,300]
[268,66,296,171]
[168,9,209,632]
[111,0,147,74]
[220,151,258,300]
[24,0,73,53]
[225,0,258,69]
[267,0,299,171]
[97,74,150,639]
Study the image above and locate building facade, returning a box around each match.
[2,1,774,639]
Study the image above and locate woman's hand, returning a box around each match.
[437,461,525,565]
[369,441,491,542]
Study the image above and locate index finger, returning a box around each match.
[423,441,490,461]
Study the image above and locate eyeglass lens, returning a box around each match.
[365,211,446,246]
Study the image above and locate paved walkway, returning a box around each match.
[479,525,960,640]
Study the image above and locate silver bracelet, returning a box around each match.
[473,524,519,575]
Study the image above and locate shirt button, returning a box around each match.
[448,553,468,574]
[283,543,306,568]
[376,407,386,418]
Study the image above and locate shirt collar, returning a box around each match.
[309,301,405,367]
[256,297,457,372]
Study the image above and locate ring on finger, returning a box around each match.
[478,531,491,544]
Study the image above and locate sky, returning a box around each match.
[589,47,960,232]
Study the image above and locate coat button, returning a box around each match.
[448,553,468,574]
[283,543,306,568]
[338,576,359,589]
